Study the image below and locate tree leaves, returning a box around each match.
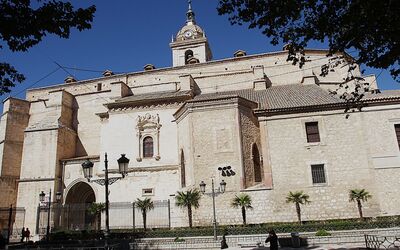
[175,189,201,209]
[349,189,372,202]
[231,193,253,209]
[217,0,400,82]
[0,62,25,95]
[0,0,96,94]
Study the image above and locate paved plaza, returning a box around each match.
[220,245,365,250]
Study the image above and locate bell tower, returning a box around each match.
[170,1,212,67]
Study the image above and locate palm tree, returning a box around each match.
[136,198,154,231]
[285,191,311,224]
[175,189,201,228]
[231,193,253,225]
[87,202,105,231]
[349,189,372,219]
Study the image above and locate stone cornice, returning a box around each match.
[74,89,111,97]
[18,177,61,183]
[95,112,109,120]
[169,37,208,48]
[193,69,252,79]
[174,96,257,123]
[1,96,30,104]
[108,102,183,114]
[105,94,192,111]
[101,165,179,175]
[61,155,100,164]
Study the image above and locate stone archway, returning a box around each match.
[63,182,96,230]
[65,182,95,204]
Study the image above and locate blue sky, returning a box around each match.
[2,0,399,103]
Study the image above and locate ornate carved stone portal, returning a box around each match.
[136,113,161,161]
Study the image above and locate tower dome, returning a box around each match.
[175,0,205,41]
[170,0,212,67]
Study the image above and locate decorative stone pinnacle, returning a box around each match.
[186,0,196,24]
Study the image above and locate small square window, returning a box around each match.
[311,164,326,184]
[395,124,400,150]
[142,188,154,196]
[305,122,320,143]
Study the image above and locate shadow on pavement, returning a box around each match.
[247,246,366,250]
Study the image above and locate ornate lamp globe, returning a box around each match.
[56,192,62,202]
[117,154,130,177]
[199,181,206,194]
[39,191,46,202]
[220,180,226,193]
[81,159,94,181]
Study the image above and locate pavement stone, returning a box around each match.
[224,244,366,250]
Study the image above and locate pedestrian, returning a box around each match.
[265,228,279,250]
[221,234,229,249]
[25,228,30,242]
[20,227,25,243]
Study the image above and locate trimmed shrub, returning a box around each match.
[315,229,331,236]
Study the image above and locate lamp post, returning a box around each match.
[199,179,226,240]
[39,190,62,241]
[81,153,129,248]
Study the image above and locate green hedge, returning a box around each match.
[50,215,400,240]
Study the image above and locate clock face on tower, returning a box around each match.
[184,30,193,39]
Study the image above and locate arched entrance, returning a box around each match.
[65,182,95,204]
[63,182,96,230]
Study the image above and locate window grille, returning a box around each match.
[142,188,154,196]
[311,164,326,184]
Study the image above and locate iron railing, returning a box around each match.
[0,207,25,240]
[37,200,171,236]
[365,235,400,249]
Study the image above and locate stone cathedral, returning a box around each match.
[1,3,400,237]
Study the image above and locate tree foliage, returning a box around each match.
[231,193,253,225]
[217,0,400,82]
[87,202,105,231]
[136,198,154,231]
[349,188,372,219]
[175,189,201,228]
[0,0,96,95]
[286,191,310,224]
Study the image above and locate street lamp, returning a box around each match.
[39,189,62,241]
[81,153,129,247]
[199,179,227,240]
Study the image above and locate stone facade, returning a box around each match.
[0,3,399,236]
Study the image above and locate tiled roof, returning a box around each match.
[109,85,400,112]
[364,90,400,101]
[192,84,343,110]
[115,90,193,103]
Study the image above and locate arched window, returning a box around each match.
[180,150,186,188]
[185,50,194,64]
[143,136,154,158]
[252,144,262,183]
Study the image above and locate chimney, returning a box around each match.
[103,70,114,77]
[282,43,291,51]
[144,64,156,71]
[64,76,77,83]
[234,50,247,57]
